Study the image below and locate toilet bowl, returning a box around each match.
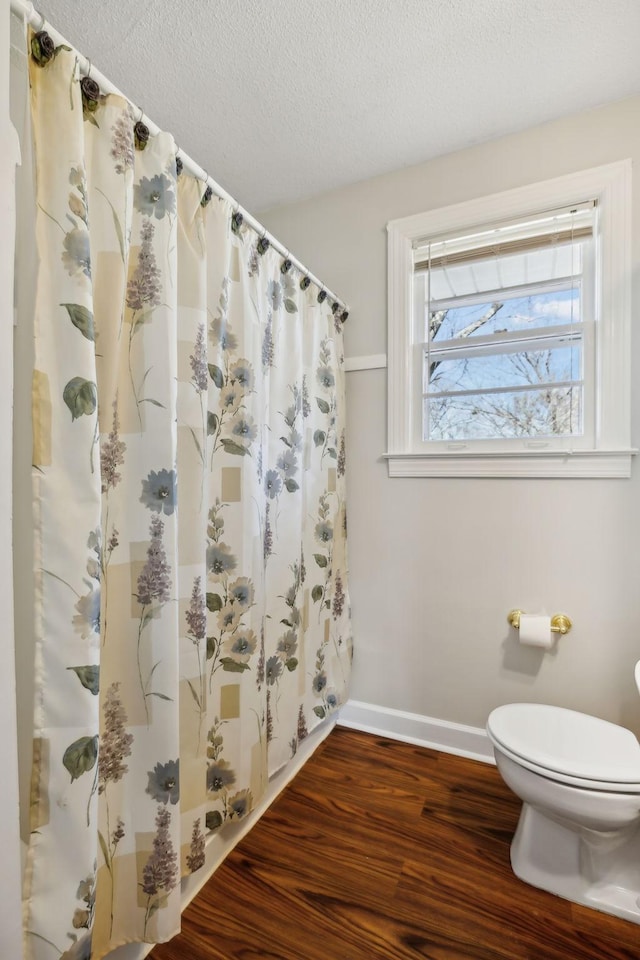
[486,700,640,923]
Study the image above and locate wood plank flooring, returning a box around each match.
[151,727,640,959]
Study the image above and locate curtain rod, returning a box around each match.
[9,0,349,317]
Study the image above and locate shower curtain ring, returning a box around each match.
[281,250,292,274]
[201,176,213,207]
[257,232,270,255]
[231,203,244,233]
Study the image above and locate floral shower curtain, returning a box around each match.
[24,36,351,960]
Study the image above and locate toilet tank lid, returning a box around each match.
[487,703,640,784]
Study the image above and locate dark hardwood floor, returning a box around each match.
[151,727,640,959]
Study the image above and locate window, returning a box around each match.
[416,203,594,447]
[386,161,633,477]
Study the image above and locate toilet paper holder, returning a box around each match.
[507,609,572,635]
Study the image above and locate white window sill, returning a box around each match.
[383,449,637,478]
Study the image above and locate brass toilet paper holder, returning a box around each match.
[507,609,572,636]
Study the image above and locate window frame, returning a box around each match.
[386,160,634,478]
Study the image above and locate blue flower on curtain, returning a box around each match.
[62,229,91,278]
[206,542,237,579]
[133,174,176,219]
[146,759,180,805]
[210,315,238,353]
[140,468,177,515]
[264,470,281,499]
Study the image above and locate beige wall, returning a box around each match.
[262,96,640,733]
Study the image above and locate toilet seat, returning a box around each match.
[487,703,640,793]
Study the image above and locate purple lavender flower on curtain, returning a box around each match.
[98,681,132,937]
[297,704,308,742]
[332,572,345,620]
[190,325,208,393]
[126,219,161,312]
[266,688,273,744]
[98,682,133,793]
[186,576,206,641]
[302,375,311,419]
[101,401,127,493]
[186,819,206,874]
[185,576,207,743]
[136,516,171,606]
[136,516,172,722]
[126,218,162,423]
[337,431,346,477]
[141,806,179,937]
[110,104,134,175]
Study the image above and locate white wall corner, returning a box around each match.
[337,700,494,764]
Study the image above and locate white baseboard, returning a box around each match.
[338,699,494,764]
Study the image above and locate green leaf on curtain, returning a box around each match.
[61,303,95,341]
[313,706,326,719]
[220,439,249,456]
[208,364,224,388]
[316,397,330,414]
[139,398,166,408]
[284,479,299,493]
[207,412,218,435]
[110,208,125,261]
[328,448,337,459]
[284,298,298,314]
[62,735,98,782]
[285,658,298,671]
[206,637,216,660]
[186,679,202,709]
[313,430,326,447]
[206,810,223,831]
[67,665,100,695]
[63,377,97,421]
[206,592,223,612]
[98,830,109,866]
[280,618,294,627]
[188,427,203,460]
[132,310,154,334]
[95,187,125,261]
[147,692,173,701]
[220,657,250,673]
[148,894,170,919]
[311,585,323,602]
[314,553,328,568]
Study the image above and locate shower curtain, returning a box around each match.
[24,37,351,960]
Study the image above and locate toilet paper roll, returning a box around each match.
[518,614,553,649]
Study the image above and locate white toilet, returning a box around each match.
[486,665,640,924]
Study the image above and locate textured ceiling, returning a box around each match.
[33,0,640,212]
